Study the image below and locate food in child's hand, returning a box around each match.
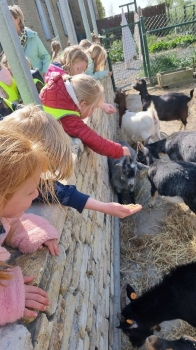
[122,204,141,209]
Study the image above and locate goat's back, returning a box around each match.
[121,109,156,143]
[146,92,192,121]
[165,131,196,162]
[148,159,196,196]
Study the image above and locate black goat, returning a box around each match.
[118,262,196,347]
[146,335,196,350]
[108,141,144,204]
[137,131,196,165]
[133,79,194,129]
[137,141,196,212]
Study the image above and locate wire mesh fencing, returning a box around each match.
[102,21,145,90]
[144,4,196,80]
[102,3,196,89]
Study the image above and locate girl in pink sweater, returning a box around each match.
[0,127,63,325]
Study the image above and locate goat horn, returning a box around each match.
[135,78,140,83]
[133,145,139,163]
[144,136,153,146]
[126,156,130,164]
[120,284,127,310]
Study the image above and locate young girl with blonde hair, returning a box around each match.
[0,127,63,325]
[41,73,129,158]
[45,46,88,83]
[85,43,113,80]
[51,39,62,63]
[2,105,142,218]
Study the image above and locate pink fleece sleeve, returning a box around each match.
[5,213,59,253]
[0,266,25,325]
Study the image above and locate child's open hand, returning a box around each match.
[102,102,116,114]
[106,202,142,218]
[108,71,113,76]
[24,276,50,318]
[38,238,59,256]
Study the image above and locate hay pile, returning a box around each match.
[120,205,196,350]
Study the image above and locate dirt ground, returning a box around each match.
[117,80,196,350]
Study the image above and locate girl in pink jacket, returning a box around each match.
[0,127,61,326]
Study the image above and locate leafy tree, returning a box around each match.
[96,0,106,19]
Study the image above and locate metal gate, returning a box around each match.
[102,3,196,90]
[102,20,147,91]
[143,5,196,85]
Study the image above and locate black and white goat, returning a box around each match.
[133,79,194,130]
[137,142,196,212]
[146,335,196,350]
[137,131,196,165]
[118,262,196,347]
[114,90,161,144]
[108,141,144,204]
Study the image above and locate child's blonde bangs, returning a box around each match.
[2,105,73,181]
[0,128,53,207]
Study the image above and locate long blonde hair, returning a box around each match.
[9,5,25,30]
[0,128,53,210]
[0,129,51,284]
[51,40,62,62]
[57,46,88,75]
[1,105,73,181]
[63,74,104,109]
[86,43,107,72]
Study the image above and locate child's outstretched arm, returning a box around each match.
[85,60,111,80]
[61,116,130,158]
[3,214,59,256]
[84,198,142,218]
[35,182,141,218]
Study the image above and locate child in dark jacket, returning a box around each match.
[2,105,142,218]
[40,73,130,159]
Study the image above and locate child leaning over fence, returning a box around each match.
[45,46,88,83]
[2,105,142,218]
[85,43,112,81]
[45,45,115,115]
[0,127,66,325]
[40,73,130,158]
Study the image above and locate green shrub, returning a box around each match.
[109,39,124,63]
[148,34,196,53]
[148,52,192,76]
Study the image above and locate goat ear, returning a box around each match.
[151,324,161,332]
[126,284,137,301]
